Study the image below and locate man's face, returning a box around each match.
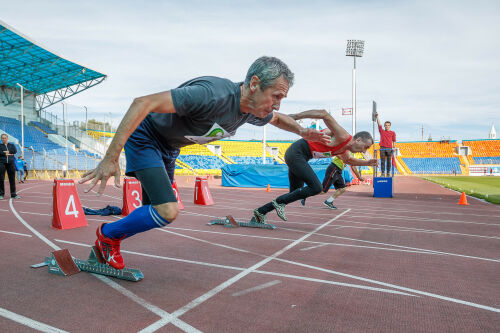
[351,138,373,153]
[384,122,391,131]
[248,76,289,118]
[1,135,7,144]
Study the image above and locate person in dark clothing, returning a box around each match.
[0,134,20,199]
[23,159,28,181]
[252,110,378,223]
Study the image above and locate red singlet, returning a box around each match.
[307,135,352,159]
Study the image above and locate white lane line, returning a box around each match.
[279,226,500,263]
[300,244,326,251]
[158,224,500,314]
[214,191,500,219]
[9,199,200,333]
[14,201,50,205]
[138,210,352,333]
[0,306,68,333]
[275,257,500,313]
[0,208,9,211]
[190,204,500,239]
[55,239,414,297]
[0,229,32,237]
[172,211,500,263]
[319,224,500,240]
[232,280,282,297]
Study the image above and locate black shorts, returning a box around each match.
[134,167,178,206]
[322,163,345,192]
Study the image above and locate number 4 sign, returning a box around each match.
[52,179,87,229]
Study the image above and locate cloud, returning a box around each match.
[1,0,499,141]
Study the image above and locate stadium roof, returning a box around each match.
[0,19,106,110]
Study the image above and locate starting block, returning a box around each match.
[31,247,144,282]
[208,215,275,230]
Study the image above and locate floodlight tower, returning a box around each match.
[346,40,365,135]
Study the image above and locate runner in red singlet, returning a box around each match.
[252,109,378,223]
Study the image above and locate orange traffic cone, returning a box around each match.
[457,192,469,205]
[266,184,271,192]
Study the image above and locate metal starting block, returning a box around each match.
[31,247,144,282]
[208,215,275,230]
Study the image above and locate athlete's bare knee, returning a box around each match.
[153,202,179,222]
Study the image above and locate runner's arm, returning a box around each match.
[269,112,330,144]
[288,109,350,142]
[79,91,176,194]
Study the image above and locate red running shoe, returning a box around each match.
[95,224,125,270]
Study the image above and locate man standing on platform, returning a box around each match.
[0,134,20,199]
[375,113,396,177]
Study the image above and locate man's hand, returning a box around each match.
[79,157,121,195]
[359,177,365,182]
[299,128,331,144]
[367,159,379,167]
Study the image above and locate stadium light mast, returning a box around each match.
[16,83,25,157]
[62,102,68,171]
[83,106,88,133]
[262,125,267,164]
[346,39,365,135]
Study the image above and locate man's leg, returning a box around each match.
[101,167,177,239]
[255,169,304,221]
[97,167,177,269]
[380,150,387,175]
[386,150,393,175]
[7,163,17,196]
[0,163,6,197]
[324,166,345,209]
[256,160,321,222]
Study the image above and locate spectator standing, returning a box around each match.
[0,134,20,199]
[15,156,26,183]
[23,159,28,181]
[375,113,396,177]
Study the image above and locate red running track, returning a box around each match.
[0,176,499,332]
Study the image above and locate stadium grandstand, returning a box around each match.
[1,20,498,180]
[0,19,108,178]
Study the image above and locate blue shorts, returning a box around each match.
[124,117,180,181]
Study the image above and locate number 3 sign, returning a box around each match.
[122,178,142,216]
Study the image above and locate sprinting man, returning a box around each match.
[252,109,377,223]
[300,154,364,209]
[320,155,364,209]
[79,56,330,269]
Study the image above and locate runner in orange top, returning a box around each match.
[253,109,378,223]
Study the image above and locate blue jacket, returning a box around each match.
[15,159,26,171]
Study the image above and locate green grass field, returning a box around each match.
[424,176,500,204]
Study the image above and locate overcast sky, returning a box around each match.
[2,0,499,142]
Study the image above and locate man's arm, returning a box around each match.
[350,165,364,181]
[392,132,396,148]
[376,113,382,128]
[288,109,351,144]
[79,90,177,194]
[10,143,17,155]
[268,112,330,144]
[340,152,378,167]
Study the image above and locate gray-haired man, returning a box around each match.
[79,56,330,269]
